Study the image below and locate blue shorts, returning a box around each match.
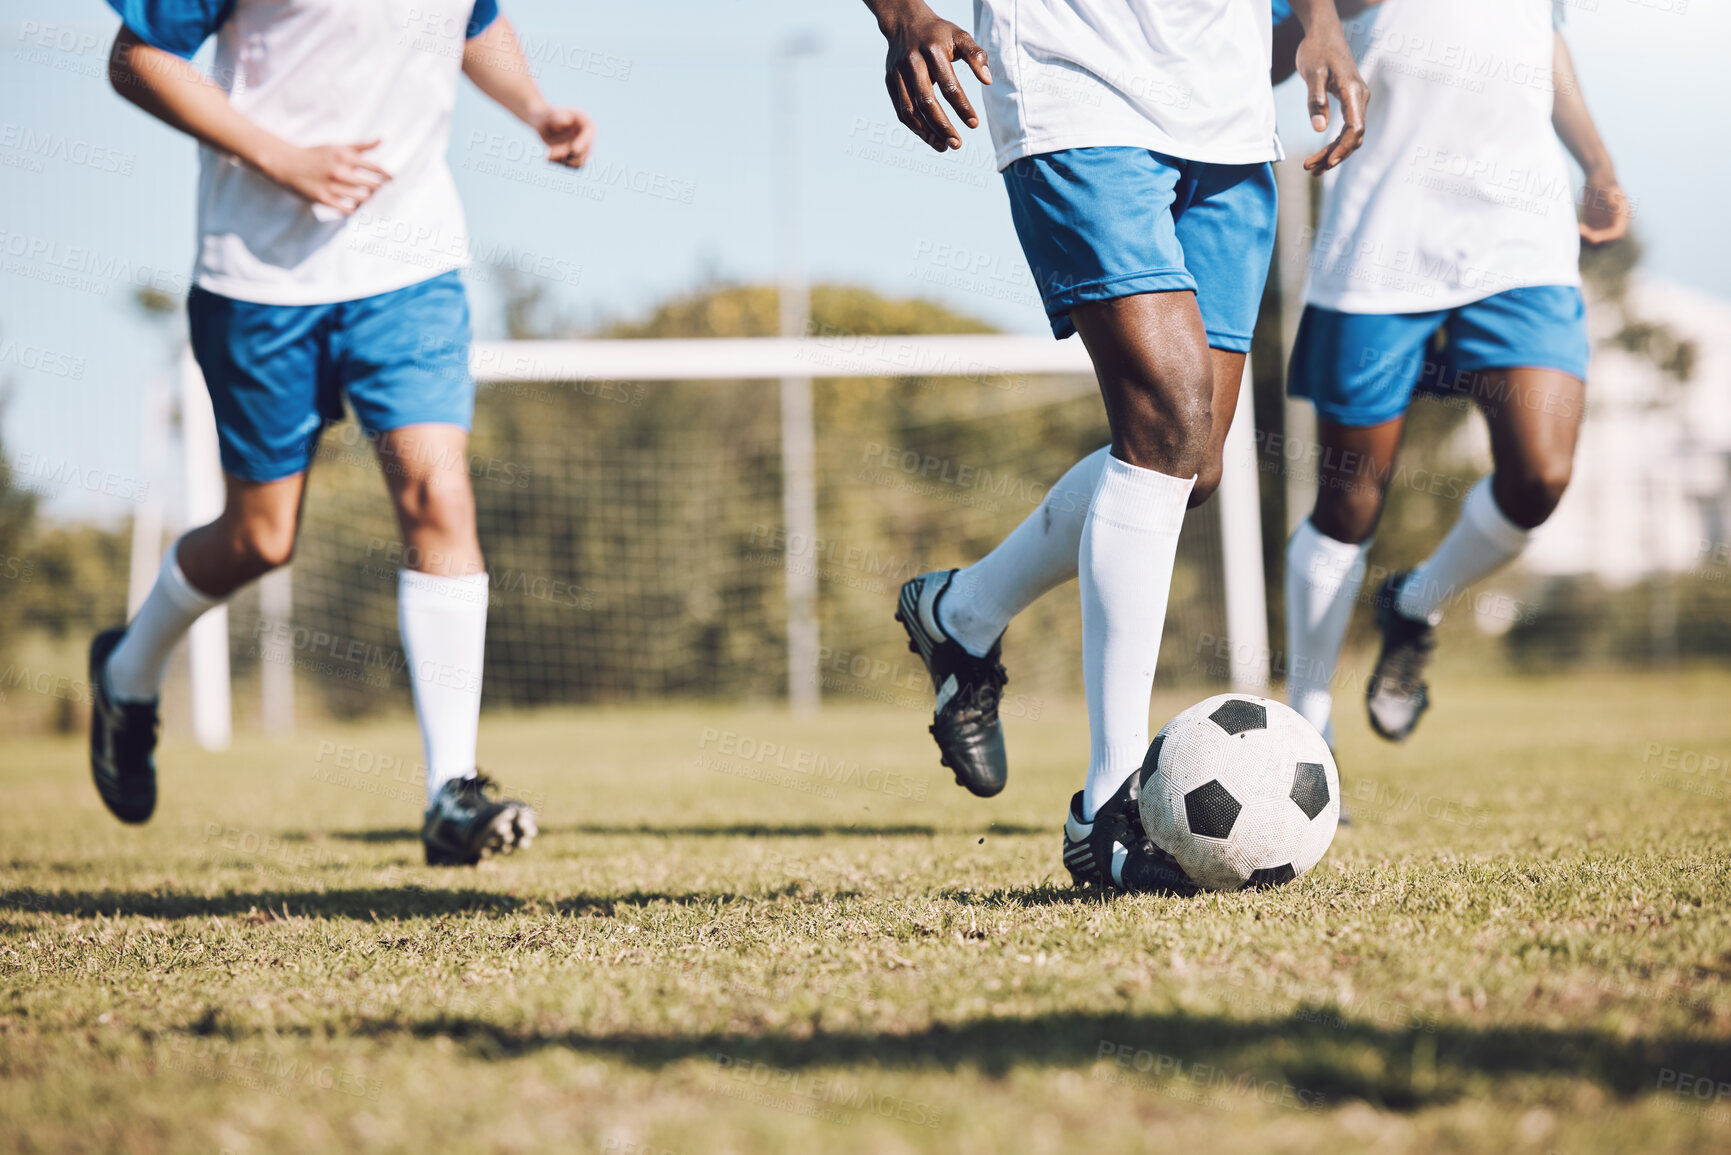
[188,270,475,482]
[1288,286,1589,428]
[1002,147,1278,348]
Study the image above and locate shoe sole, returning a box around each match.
[893,581,1003,800]
[1366,689,1426,743]
[1366,573,1431,745]
[894,601,1005,798]
[424,803,538,867]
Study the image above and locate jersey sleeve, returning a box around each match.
[466,0,501,39]
[104,0,235,59]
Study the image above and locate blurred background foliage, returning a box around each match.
[0,235,1724,733]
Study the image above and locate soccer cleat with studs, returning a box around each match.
[1365,571,1437,743]
[87,627,159,825]
[421,774,537,866]
[1063,753,1196,894]
[895,570,1009,797]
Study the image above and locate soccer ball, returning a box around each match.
[1136,693,1340,892]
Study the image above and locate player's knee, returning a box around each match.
[396,474,476,536]
[1310,488,1381,545]
[1189,459,1223,507]
[234,521,297,571]
[1500,459,1573,527]
[1116,375,1214,473]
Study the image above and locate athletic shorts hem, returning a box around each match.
[1438,354,1588,382]
[1202,329,1254,355]
[362,415,475,436]
[1300,397,1412,430]
[1305,355,1590,428]
[1287,286,1587,428]
[1042,270,1196,338]
[216,454,315,485]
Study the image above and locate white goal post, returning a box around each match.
[173,334,1270,746]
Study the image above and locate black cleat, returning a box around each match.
[1062,760,1196,894]
[896,570,1008,797]
[1366,571,1437,743]
[87,627,158,825]
[422,774,537,866]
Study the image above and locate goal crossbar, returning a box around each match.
[470,334,1096,383]
[172,335,1268,747]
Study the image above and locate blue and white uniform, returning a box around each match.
[106,0,500,480]
[975,0,1282,346]
[1287,0,1590,427]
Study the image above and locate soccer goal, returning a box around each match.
[146,332,1270,747]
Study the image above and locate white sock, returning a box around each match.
[1284,519,1369,746]
[1396,477,1532,624]
[1080,456,1194,820]
[398,569,490,803]
[939,446,1108,657]
[107,541,224,703]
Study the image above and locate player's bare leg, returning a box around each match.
[901,344,1247,798]
[176,473,311,594]
[89,473,309,825]
[376,424,535,865]
[1061,291,1221,890]
[1369,368,1584,741]
[1284,416,1402,750]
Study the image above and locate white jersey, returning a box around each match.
[1305,0,1581,314]
[108,0,498,306]
[973,0,1281,171]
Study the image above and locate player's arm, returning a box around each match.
[1282,0,1371,173]
[462,13,596,169]
[861,0,992,153]
[1273,0,1376,85]
[107,27,390,215]
[1551,30,1629,245]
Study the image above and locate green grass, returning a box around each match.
[4,667,1731,1154]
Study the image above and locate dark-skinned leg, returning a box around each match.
[1394,367,1583,623]
[1073,292,1217,475]
[1477,367,1585,529]
[1068,291,1216,819]
[944,341,1247,652]
[1309,417,1405,545]
[1285,415,1403,743]
[1372,368,1583,743]
[1187,347,1248,506]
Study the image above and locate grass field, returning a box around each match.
[4,666,1731,1154]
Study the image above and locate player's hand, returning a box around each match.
[1295,21,1368,174]
[873,0,991,152]
[532,106,597,169]
[263,139,392,215]
[1578,169,1631,245]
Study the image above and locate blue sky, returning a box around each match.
[2,0,1726,521]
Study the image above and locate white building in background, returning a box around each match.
[1520,275,1731,587]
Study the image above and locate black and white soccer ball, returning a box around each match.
[1137,693,1340,892]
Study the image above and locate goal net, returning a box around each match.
[216,344,1242,726]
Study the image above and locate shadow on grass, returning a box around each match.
[325,828,421,844]
[327,1008,1730,1113]
[288,822,1053,844]
[939,886,1119,908]
[559,822,1050,838]
[0,887,842,921]
[561,823,940,838]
